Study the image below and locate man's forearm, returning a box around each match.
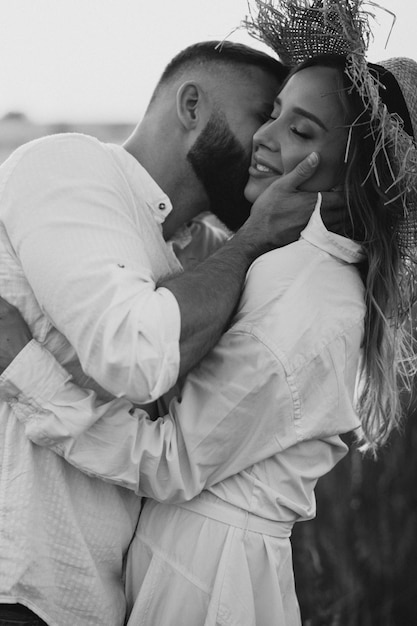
[161,154,329,376]
[0,333,291,503]
[160,229,267,377]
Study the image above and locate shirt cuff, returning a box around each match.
[0,339,71,404]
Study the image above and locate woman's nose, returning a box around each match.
[253,119,279,150]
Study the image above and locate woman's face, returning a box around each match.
[244,65,349,203]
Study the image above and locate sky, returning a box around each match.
[0,0,416,123]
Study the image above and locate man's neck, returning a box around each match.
[123,130,209,240]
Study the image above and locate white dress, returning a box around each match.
[126,494,299,626]
[125,203,365,626]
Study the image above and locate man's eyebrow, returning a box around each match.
[274,96,329,131]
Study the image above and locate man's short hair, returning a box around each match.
[148,40,287,106]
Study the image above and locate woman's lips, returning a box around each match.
[249,159,282,176]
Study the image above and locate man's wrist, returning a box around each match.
[228,226,272,265]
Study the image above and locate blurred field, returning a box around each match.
[293,401,417,626]
[0,111,133,164]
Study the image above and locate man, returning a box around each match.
[0,41,326,626]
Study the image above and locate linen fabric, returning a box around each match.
[0,133,186,626]
[0,133,183,403]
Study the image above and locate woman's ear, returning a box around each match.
[176,81,203,130]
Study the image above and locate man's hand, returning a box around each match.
[320,190,349,236]
[160,153,346,379]
[0,296,32,375]
[235,152,345,254]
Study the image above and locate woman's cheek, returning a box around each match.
[282,149,312,181]
[298,161,340,192]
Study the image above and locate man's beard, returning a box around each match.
[187,111,252,232]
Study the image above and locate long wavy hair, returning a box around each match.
[287,54,416,452]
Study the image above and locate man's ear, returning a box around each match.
[176,81,204,130]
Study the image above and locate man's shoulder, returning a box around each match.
[0,133,124,191]
[6,133,107,163]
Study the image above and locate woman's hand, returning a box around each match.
[0,296,32,375]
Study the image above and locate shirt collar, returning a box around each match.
[118,146,173,226]
[301,193,365,264]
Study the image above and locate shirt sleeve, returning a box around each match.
[0,237,362,503]
[0,333,298,503]
[1,136,180,403]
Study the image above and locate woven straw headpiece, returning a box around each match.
[244,0,371,66]
[243,0,417,253]
[377,57,417,141]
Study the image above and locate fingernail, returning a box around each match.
[307,152,318,166]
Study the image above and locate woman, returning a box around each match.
[1,2,417,624]
[121,50,417,625]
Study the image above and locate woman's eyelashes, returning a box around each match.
[266,114,312,140]
[289,125,311,139]
[266,104,313,139]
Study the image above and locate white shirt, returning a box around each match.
[1,198,366,625]
[0,132,182,403]
[1,197,365,504]
[0,133,187,626]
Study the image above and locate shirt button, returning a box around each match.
[158,202,166,211]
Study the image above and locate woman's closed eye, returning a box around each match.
[289,125,311,139]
